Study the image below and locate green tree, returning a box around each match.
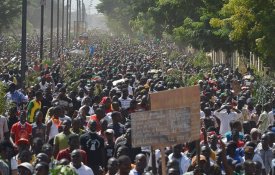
[210,0,275,66]
[0,0,21,32]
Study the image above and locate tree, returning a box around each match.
[210,0,275,66]
[0,0,21,32]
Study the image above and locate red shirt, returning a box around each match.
[90,115,101,132]
[56,148,87,165]
[11,122,32,145]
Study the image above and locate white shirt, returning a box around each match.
[128,85,134,96]
[118,97,132,109]
[0,116,8,141]
[200,110,205,118]
[168,153,191,174]
[104,112,113,124]
[69,163,94,175]
[129,169,142,175]
[268,111,274,126]
[214,110,241,135]
[39,82,49,92]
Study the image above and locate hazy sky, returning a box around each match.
[71,0,100,14]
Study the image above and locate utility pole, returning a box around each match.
[82,0,84,31]
[21,0,27,87]
[69,0,71,42]
[57,0,60,55]
[76,0,79,38]
[50,0,54,59]
[66,0,69,44]
[61,0,64,54]
[40,0,45,63]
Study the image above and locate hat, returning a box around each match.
[105,129,114,134]
[250,128,260,135]
[18,162,34,173]
[17,138,30,145]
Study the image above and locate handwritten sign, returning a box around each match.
[131,86,200,147]
[131,108,192,147]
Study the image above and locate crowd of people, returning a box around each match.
[0,32,275,175]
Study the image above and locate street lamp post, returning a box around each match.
[50,0,54,59]
[21,0,27,87]
[69,0,71,42]
[61,0,64,54]
[57,0,60,55]
[76,0,79,37]
[40,0,45,63]
[66,0,69,44]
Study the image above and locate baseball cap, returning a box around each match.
[17,138,30,145]
[18,162,34,173]
[105,129,114,134]
[250,128,261,135]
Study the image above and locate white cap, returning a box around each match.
[18,162,34,173]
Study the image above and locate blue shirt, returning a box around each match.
[6,90,28,106]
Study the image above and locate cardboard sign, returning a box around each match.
[131,108,194,147]
[131,86,200,147]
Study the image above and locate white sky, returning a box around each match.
[70,0,100,14]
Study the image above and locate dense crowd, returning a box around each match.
[0,32,275,175]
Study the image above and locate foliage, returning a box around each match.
[97,0,275,67]
[185,72,205,86]
[0,0,21,32]
[190,50,212,70]
[210,0,275,66]
[165,69,184,86]
[50,165,77,175]
[0,82,8,115]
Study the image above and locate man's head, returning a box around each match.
[230,120,242,132]
[167,168,180,175]
[243,160,256,175]
[95,106,105,119]
[35,153,49,165]
[111,111,122,123]
[116,145,130,158]
[71,149,82,169]
[72,117,81,131]
[62,119,71,133]
[88,120,97,132]
[107,157,119,175]
[32,137,43,154]
[172,144,182,158]
[105,129,114,142]
[41,144,53,160]
[19,149,32,163]
[117,155,132,175]
[68,134,80,150]
[263,103,271,112]
[18,162,33,175]
[9,83,16,93]
[35,91,43,101]
[244,146,255,160]
[20,110,27,124]
[34,162,49,175]
[226,141,237,157]
[135,154,147,173]
[121,88,128,99]
[261,134,270,150]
